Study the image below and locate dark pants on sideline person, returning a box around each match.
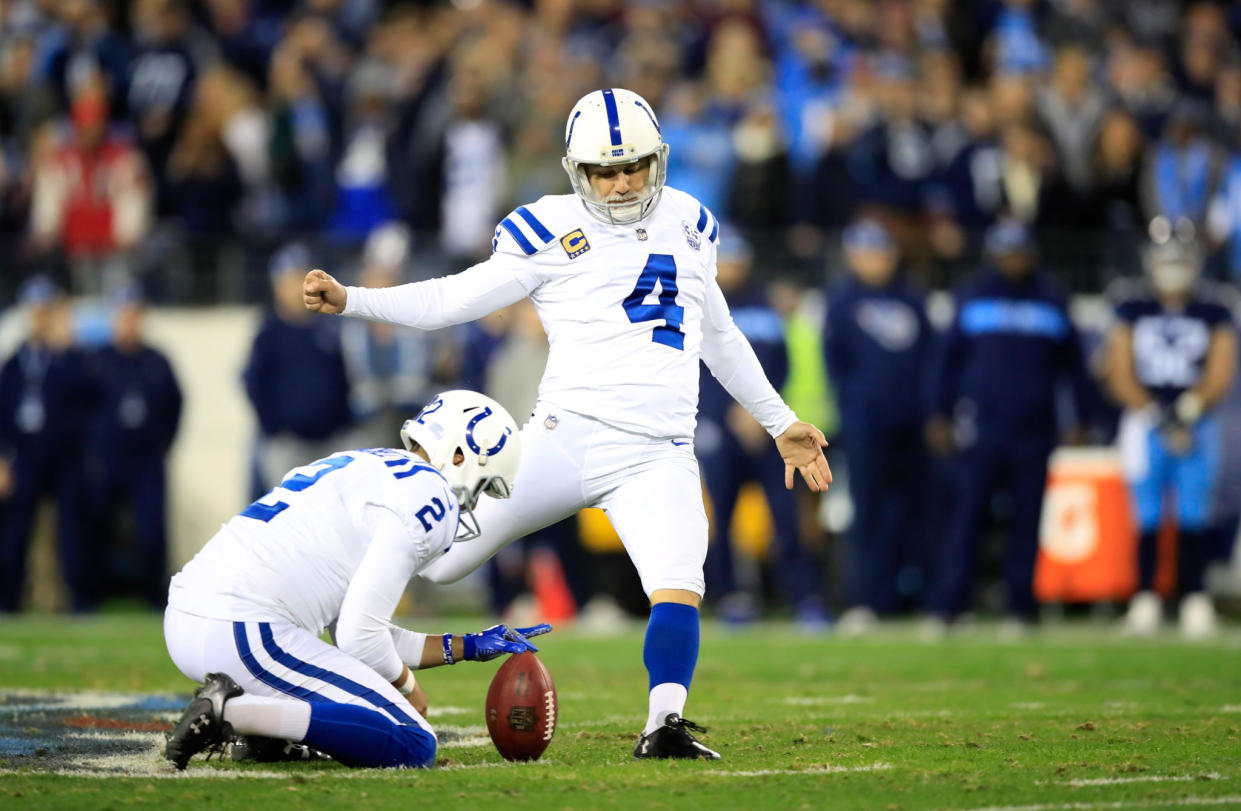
[845,429,928,614]
[88,454,170,608]
[701,434,822,609]
[932,439,1052,621]
[0,453,87,611]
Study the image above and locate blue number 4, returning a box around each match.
[241,455,355,523]
[623,254,684,350]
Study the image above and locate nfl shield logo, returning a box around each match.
[636,228,648,241]
[544,414,559,430]
[682,222,701,250]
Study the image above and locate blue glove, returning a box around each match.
[461,623,554,662]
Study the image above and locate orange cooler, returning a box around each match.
[1035,447,1138,603]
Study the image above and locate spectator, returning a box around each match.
[243,243,353,491]
[0,277,99,612]
[1036,43,1108,199]
[127,0,214,216]
[267,44,334,232]
[825,220,934,633]
[29,73,152,295]
[926,220,1093,631]
[40,0,131,114]
[1145,102,1224,231]
[697,229,827,627]
[846,56,936,224]
[340,223,437,448]
[1087,108,1147,277]
[84,284,182,608]
[1104,226,1239,637]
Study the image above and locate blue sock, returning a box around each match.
[643,602,699,732]
[302,703,436,768]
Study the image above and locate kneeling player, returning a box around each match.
[163,390,547,769]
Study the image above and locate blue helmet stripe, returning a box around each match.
[499,217,537,255]
[516,206,554,243]
[601,88,622,146]
[696,205,709,233]
[634,100,661,134]
[565,110,581,148]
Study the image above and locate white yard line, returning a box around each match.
[964,795,1241,811]
[783,695,875,706]
[702,762,892,778]
[1053,774,1221,787]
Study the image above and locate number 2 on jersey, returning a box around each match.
[623,254,684,350]
[241,455,355,523]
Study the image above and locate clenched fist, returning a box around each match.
[303,269,347,314]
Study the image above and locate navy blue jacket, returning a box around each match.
[88,344,183,462]
[0,343,99,461]
[931,267,1093,446]
[825,274,934,439]
[698,286,788,425]
[243,313,353,440]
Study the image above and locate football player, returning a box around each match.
[1106,218,1238,637]
[304,88,832,760]
[163,390,550,769]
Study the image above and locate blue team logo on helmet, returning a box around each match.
[465,408,512,457]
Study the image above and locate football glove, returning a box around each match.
[461,623,554,662]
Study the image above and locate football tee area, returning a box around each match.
[0,613,1238,810]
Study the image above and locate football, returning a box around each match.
[485,652,557,761]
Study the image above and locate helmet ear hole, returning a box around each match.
[453,447,465,466]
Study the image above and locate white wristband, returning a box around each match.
[396,669,416,695]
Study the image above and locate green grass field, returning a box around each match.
[1,613,1239,810]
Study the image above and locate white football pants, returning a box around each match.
[420,403,708,597]
[163,606,434,736]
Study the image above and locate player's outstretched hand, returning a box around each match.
[303,268,347,314]
[463,624,548,661]
[775,421,832,492]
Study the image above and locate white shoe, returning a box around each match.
[1179,592,1217,639]
[1122,591,1162,635]
[837,606,878,637]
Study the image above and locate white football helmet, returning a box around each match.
[562,88,669,225]
[400,390,521,542]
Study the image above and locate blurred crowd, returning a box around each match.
[3,0,1241,632]
[6,0,1241,299]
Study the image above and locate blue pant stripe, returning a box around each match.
[232,622,331,703]
[499,218,537,255]
[515,206,553,243]
[256,623,419,727]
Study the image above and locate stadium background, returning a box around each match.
[2,0,1241,617]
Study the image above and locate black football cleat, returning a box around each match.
[165,672,243,770]
[231,735,331,763]
[633,714,721,760]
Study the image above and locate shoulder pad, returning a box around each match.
[1103,276,1149,306]
[492,199,561,258]
[672,188,720,245]
[1196,280,1241,313]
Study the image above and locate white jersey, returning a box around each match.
[169,448,458,635]
[344,187,796,439]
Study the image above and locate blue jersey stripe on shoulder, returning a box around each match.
[515,206,554,243]
[499,217,537,255]
[602,88,622,146]
[696,205,709,233]
[708,218,719,243]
